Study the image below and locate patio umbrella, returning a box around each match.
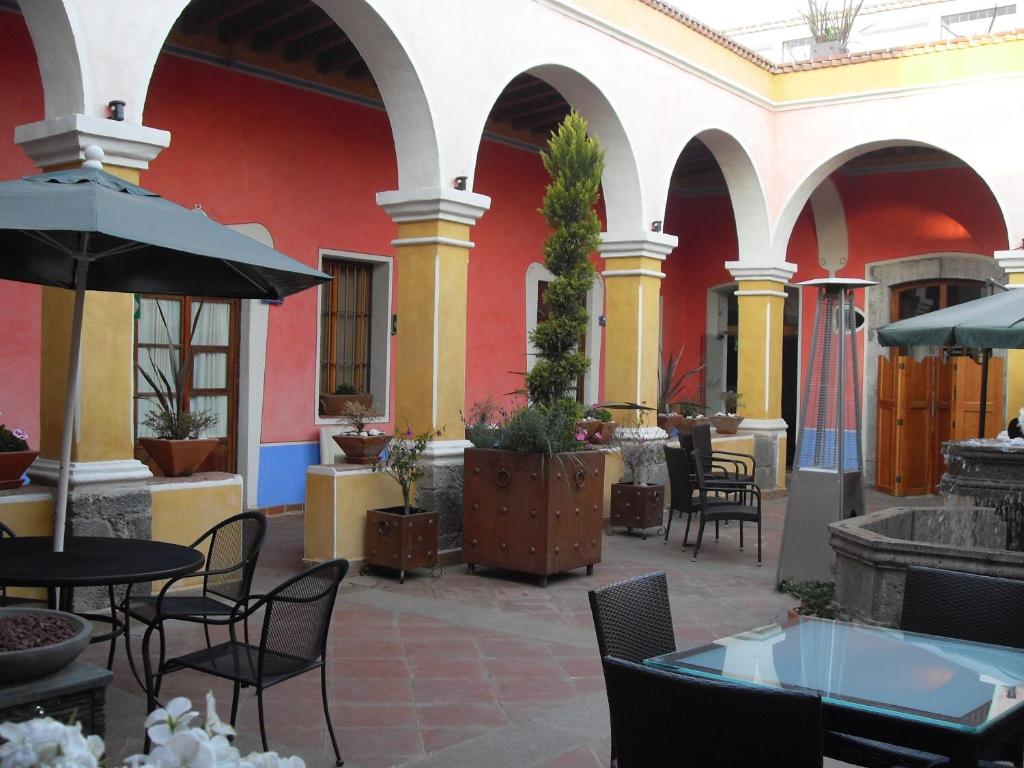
[0,156,329,551]
[876,287,1024,437]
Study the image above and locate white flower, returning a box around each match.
[241,753,305,768]
[145,697,200,745]
[203,693,235,739]
[0,718,104,768]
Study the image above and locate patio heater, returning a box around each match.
[777,277,876,587]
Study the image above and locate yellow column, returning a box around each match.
[599,234,676,425]
[996,251,1024,420]
[377,189,490,448]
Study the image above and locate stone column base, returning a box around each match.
[414,456,465,557]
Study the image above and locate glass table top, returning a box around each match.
[645,617,1024,733]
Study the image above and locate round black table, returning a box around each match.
[0,536,204,667]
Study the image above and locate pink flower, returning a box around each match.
[12,429,27,441]
[593,432,603,442]
[575,429,587,442]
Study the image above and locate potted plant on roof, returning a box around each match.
[710,390,745,435]
[462,111,606,587]
[319,382,374,417]
[609,413,664,539]
[0,417,36,490]
[657,346,704,434]
[363,426,443,583]
[137,303,219,478]
[802,0,863,59]
[332,401,391,464]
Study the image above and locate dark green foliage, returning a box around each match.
[501,403,581,455]
[527,112,604,408]
[0,423,28,453]
[584,405,613,422]
[783,580,838,619]
[141,410,219,441]
[462,398,504,449]
[334,383,358,395]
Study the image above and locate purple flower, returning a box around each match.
[593,432,603,443]
[406,427,414,438]
[575,429,587,442]
[12,429,27,441]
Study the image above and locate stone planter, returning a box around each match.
[676,416,710,435]
[0,608,92,684]
[830,506,1024,626]
[462,448,604,586]
[579,420,616,445]
[657,414,683,433]
[139,438,217,477]
[364,506,438,584]
[710,415,744,435]
[609,482,664,539]
[332,434,391,464]
[319,392,373,417]
[0,450,37,490]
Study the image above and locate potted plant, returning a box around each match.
[463,111,606,586]
[364,426,442,583]
[657,347,704,433]
[0,417,36,490]
[319,382,374,417]
[331,401,391,464]
[675,400,710,435]
[783,580,839,621]
[137,303,219,477]
[609,415,664,539]
[462,397,505,448]
[579,405,616,445]
[801,0,863,59]
[710,390,745,434]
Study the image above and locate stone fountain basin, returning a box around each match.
[830,506,1024,627]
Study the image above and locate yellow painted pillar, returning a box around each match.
[599,234,677,425]
[996,251,1024,420]
[377,189,491,452]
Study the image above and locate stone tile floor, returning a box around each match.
[84,487,938,768]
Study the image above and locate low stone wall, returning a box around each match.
[830,506,1024,626]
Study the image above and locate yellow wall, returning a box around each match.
[736,282,785,420]
[604,267,662,420]
[0,490,55,601]
[1008,274,1024,417]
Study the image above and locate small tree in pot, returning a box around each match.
[609,414,664,538]
[331,401,390,464]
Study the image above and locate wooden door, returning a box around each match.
[951,356,1005,440]
[875,356,897,494]
[896,357,934,496]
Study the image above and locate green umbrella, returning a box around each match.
[876,286,1024,437]
[0,158,329,551]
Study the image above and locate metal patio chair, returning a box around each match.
[690,448,762,565]
[691,422,755,483]
[155,559,350,766]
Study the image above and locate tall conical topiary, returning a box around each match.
[527,111,605,408]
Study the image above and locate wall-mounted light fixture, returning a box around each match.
[454,176,468,191]
[651,220,662,233]
[598,315,607,327]
[108,100,126,121]
[391,314,398,336]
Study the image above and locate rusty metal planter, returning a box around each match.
[364,507,438,584]
[462,448,604,586]
[609,482,664,539]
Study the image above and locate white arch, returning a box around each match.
[655,127,772,263]
[466,62,644,233]
[771,139,1013,264]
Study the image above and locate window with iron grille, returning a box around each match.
[320,258,373,395]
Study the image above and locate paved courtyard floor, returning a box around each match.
[85,487,939,767]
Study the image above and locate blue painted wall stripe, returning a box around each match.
[257,442,319,508]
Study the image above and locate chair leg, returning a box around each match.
[321,664,343,766]
[204,622,214,652]
[715,520,719,542]
[757,514,762,566]
[682,512,693,550]
[692,517,706,562]
[230,681,241,728]
[106,585,118,670]
[739,521,744,551]
[257,687,269,752]
[663,506,673,543]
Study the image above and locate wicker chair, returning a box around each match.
[690,448,762,565]
[827,566,1024,768]
[663,441,696,544]
[156,559,350,766]
[603,656,823,768]
[691,423,755,482]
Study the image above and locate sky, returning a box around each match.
[666,1,809,31]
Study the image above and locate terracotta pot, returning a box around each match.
[139,437,218,477]
[0,450,37,490]
[675,416,710,435]
[657,414,684,433]
[710,415,745,434]
[579,420,617,445]
[319,392,374,417]
[332,433,391,464]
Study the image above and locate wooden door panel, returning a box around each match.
[895,357,933,496]
[875,356,897,494]
[952,357,1006,440]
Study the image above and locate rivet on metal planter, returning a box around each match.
[529,546,536,554]
[499,542,507,551]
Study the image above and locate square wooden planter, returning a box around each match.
[609,482,665,539]
[364,507,438,584]
[462,448,604,586]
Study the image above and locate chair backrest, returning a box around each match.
[663,440,696,514]
[0,521,15,539]
[200,512,268,603]
[901,566,1024,648]
[588,572,675,663]
[259,559,349,677]
[603,657,822,767]
[692,423,714,464]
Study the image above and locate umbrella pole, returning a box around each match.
[52,256,90,552]
[978,349,991,439]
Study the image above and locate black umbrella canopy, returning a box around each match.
[0,167,329,299]
[877,287,1024,350]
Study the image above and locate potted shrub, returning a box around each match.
[0,417,36,490]
[319,382,374,417]
[783,580,839,621]
[364,426,442,583]
[579,405,616,446]
[675,400,709,435]
[609,416,664,539]
[463,112,606,587]
[463,397,505,448]
[710,390,745,434]
[331,401,390,465]
[137,302,219,477]
[657,347,704,433]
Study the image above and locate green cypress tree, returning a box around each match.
[527,111,605,409]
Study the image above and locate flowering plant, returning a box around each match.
[613,412,659,485]
[0,416,29,453]
[373,426,443,515]
[0,693,304,768]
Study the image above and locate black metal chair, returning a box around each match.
[692,422,755,482]
[603,656,823,768]
[122,512,268,700]
[0,521,49,608]
[827,566,1024,768]
[589,572,675,767]
[690,448,762,565]
[156,559,349,766]
[663,441,697,544]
